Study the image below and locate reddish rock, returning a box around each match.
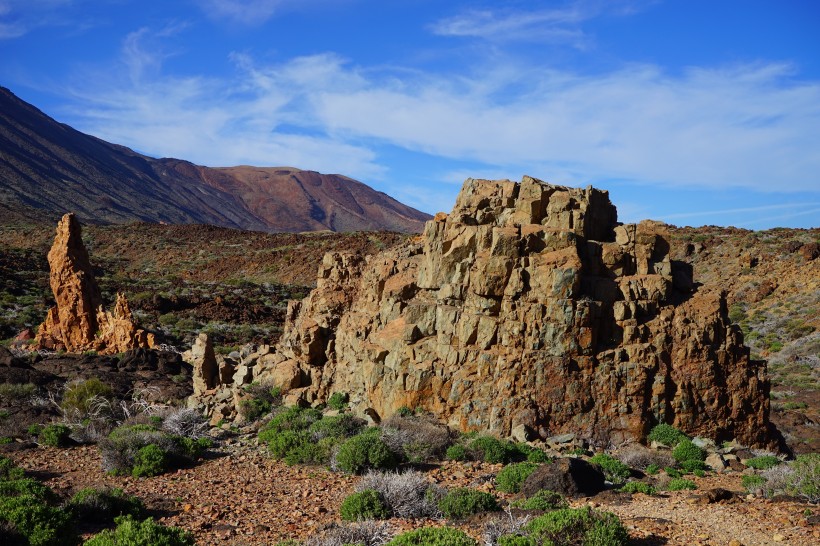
[249,177,772,447]
[34,213,152,355]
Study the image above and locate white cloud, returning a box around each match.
[198,0,350,26]
[0,0,78,39]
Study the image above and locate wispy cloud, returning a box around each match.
[429,1,653,45]
[197,0,347,26]
[662,202,820,220]
[0,0,78,39]
[58,24,820,214]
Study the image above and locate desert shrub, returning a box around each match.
[468,436,522,464]
[671,439,705,464]
[381,413,453,463]
[496,462,539,493]
[511,489,567,511]
[664,467,682,478]
[309,414,366,441]
[746,455,781,470]
[335,429,398,474]
[0,455,24,480]
[61,378,113,417]
[526,449,551,464]
[647,424,688,446]
[0,382,36,402]
[525,507,628,546]
[590,453,631,485]
[99,424,209,476]
[303,520,393,546]
[68,487,145,524]
[340,489,391,521]
[160,408,209,440]
[239,398,272,421]
[264,406,323,434]
[39,424,72,447]
[132,444,167,477]
[742,474,766,493]
[385,527,476,546]
[0,478,58,504]
[645,464,660,475]
[84,515,194,546]
[762,453,820,502]
[0,495,77,546]
[620,481,656,495]
[328,392,349,411]
[616,444,675,470]
[680,460,709,473]
[356,470,440,518]
[446,444,467,461]
[437,488,499,519]
[666,478,697,491]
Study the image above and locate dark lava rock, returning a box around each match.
[520,457,606,498]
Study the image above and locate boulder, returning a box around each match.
[186,333,219,396]
[520,458,606,498]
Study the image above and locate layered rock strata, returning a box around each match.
[229,177,771,446]
[34,213,153,354]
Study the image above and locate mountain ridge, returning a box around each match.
[0,86,430,233]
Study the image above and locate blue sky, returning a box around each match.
[1,0,819,229]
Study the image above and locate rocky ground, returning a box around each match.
[5,437,818,546]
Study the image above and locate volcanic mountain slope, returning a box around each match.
[0,86,430,233]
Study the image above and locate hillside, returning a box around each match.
[0,86,430,233]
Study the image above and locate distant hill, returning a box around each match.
[0,86,430,233]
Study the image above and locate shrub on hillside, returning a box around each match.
[160,408,209,440]
[84,516,194,546]
[742,474,766,493]
[746,455,781,470]
[620,481,657,495]
[68,487,145,524]
[761,453,820,503]
[386,527,476,546]
[617,444,675,470]
[496,462,539,493]
[0,455,24,480]
[381,413,454,463]
[647,424,688,446]
[39,424,72,447]
[468,436,525,464]
[303,520,393,546]
[511,489,568,511]
[340,489,391,521]
[328,392,349,411]
[680,460,709,474]
[671,439,706,464]
[666,478,697,491]
[335,429,398,474]
[61,378,114,418]
[589,454,631,485]
[0,495,77,546]
[446,444,467,461]
[99,424,210,476]
[524,507,628,546]
[356,470,441,518]
[437,487,499,519]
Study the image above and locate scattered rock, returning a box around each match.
[520,457,606,498]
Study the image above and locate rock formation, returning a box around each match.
[34,213,153,354]
[206,177,773,447]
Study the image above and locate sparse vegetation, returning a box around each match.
[647,424,688,447]
[386,527,476,546]
[84,516,194,546]
[437,488,499,519]
[340,489,391,521]
[496,462,539,493]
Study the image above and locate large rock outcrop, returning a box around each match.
[34,213,153,354]
[252,177,771,446]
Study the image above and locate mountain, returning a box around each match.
[0,86,430,233]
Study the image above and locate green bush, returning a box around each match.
[0,495,77,546]
[84,516,194,546]
[664,467,681,478]
[445,444,467,461]
[0,455,24,480]
[68,487,145,524]
[132,444,167,477]
[61,378,113,416]
[645,464,660,475]
[589,453,631,485]
[620,481,656,495]
[328,392,349,411]
[39,424,72,447]
[647,424,688,446]
[468,436,521,464]
[239,397,271,421]
[0,479,58,503]
[746,455,780,470]
[666,478,697,491]
[526,449,551,463]
[742,475,765,492]
[308,414,365,441]
[496,462,539,493]
[437,488,499,519]
[672,439,706,464]
[680,460,709,473]
[263,406,322,436]
[782,453,820,502]
[335,430,397,474]
[525,507,628,546]
[511,489,567,511]
[339,489,391,521]
[385,526,476,546]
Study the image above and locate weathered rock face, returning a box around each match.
[34,213,153,355]
[255,177,771,447]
